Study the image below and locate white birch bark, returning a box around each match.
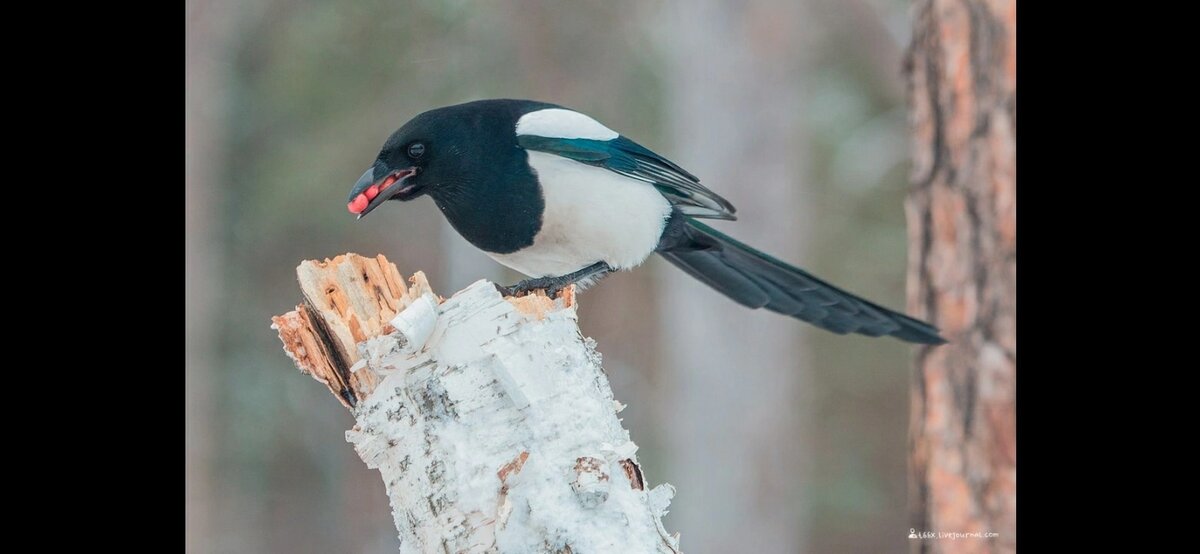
[273,256,678,554]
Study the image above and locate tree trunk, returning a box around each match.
[656,2,811,552]
[272,254,679,554]
[904,1,1016,553]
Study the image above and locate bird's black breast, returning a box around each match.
[424,100,553,254]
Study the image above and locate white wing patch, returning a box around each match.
[515,108,619,140]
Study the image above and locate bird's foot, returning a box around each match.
[493,261,613,298]
[493,277,568,298]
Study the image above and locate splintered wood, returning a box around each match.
[506,286,576,320]
[270,253,435,408]
[270,254,576,408]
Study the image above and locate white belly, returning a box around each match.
[487,151,673,277]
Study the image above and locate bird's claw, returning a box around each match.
[493,281,562,298]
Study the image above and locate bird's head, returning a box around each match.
[347,109,452,219]
[346,99,561,220]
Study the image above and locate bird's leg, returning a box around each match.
[495,261,613,298]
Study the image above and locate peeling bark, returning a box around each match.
[905,1,1015,553]
[272,254,679,553]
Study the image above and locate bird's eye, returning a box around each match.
[408,143,426,159]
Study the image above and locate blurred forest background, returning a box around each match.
[186,0,920,552]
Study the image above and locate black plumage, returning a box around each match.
[656,214,945,344]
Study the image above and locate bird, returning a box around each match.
[347,99,946,344]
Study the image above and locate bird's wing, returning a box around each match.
[517,134,737,220]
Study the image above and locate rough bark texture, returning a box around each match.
[904,1,1015,553]
[272,254,679,554]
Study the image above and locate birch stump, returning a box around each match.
[905,0,1016,552]
[271,254,679,554]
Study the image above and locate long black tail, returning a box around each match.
[656,216,946,344]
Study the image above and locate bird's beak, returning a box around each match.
[347,164,420,219]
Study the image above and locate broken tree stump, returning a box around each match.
[271,254,679,554]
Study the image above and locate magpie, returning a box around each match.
[347,99,945,344]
